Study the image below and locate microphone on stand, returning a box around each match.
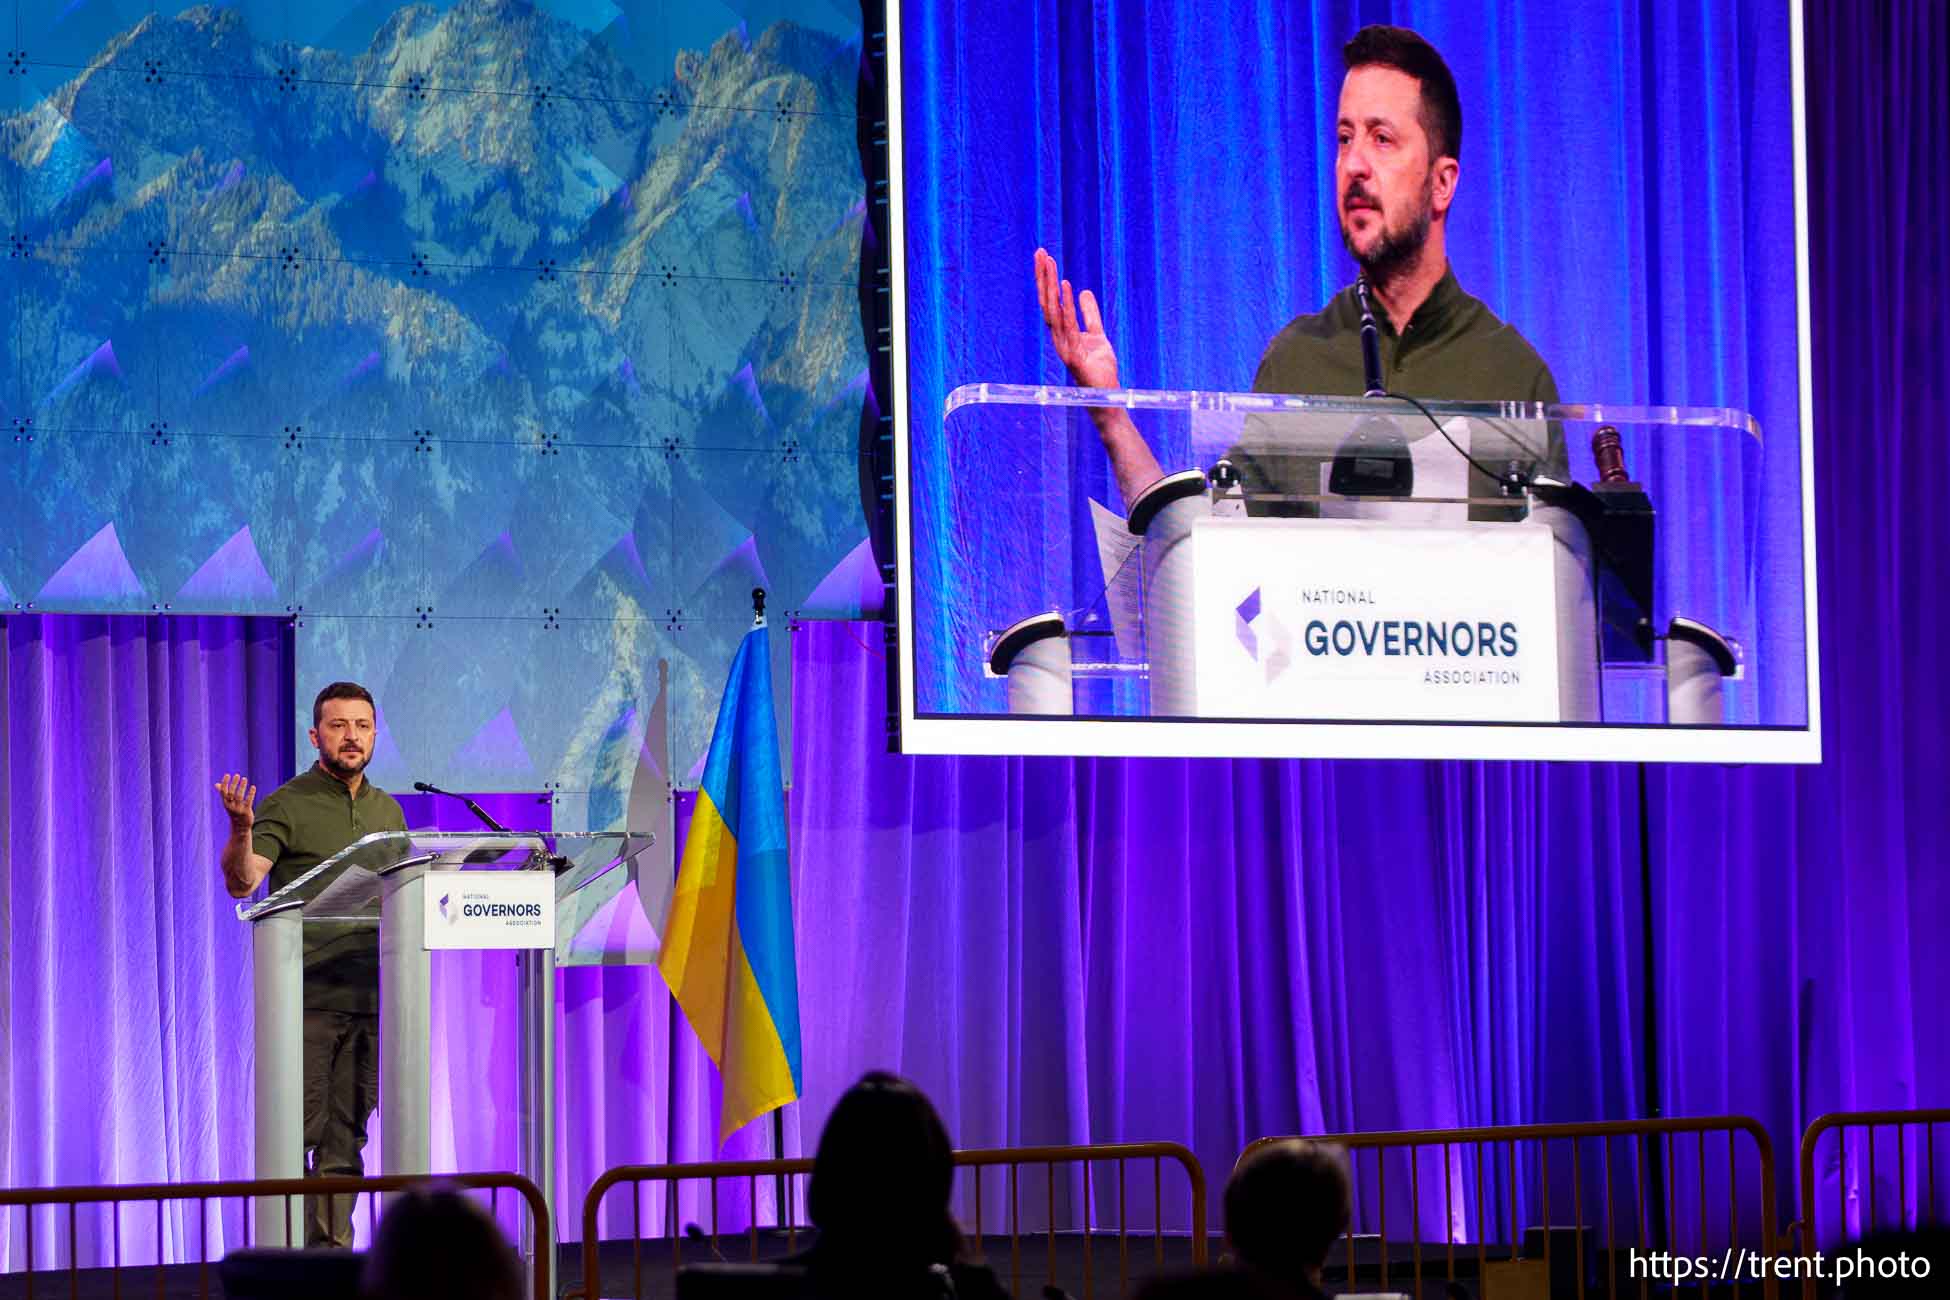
[1329,276,1412,497]
[1346,275,1531,501]
[1354,276,1386,398]
[412,780,512,834]
[412,782,575,874]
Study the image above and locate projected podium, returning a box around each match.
[923,385,1800,755]
[237,830,657,1267]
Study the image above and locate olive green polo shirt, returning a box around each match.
[1233,267,1566,516]
[253,763,408,1015]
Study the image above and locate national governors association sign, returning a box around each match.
[423,870,557,950]
[1188,518,1562,722]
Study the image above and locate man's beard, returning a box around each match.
[320,747,370,779]
[1341,170,1435,281]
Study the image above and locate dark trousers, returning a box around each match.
[302,1008,379,1247]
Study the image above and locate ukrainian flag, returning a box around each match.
[658,625,803,1141]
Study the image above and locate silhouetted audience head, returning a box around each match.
[807,1071,962,1274]
[1223,1139,1351,1292]
[362,1183,525,1300]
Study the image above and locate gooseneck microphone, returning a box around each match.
[412,781,512,834]
[1354,276,1386,397]
[1344,274,1543,500]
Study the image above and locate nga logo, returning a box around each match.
[1234,588,1294,683]
[1235,589,1262,660]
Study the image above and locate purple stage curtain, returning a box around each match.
[0,616,792,1268]
[790,622,1653,1235]
[0,614,286,1266]
[1650,0,1950,1239]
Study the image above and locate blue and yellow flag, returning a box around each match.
[658,625,803,1141]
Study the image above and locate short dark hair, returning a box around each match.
[1343,25,1463,163]
[313,680,375,726]
[362,1183,523,1300]
[1225,1139,1352,1279]
[807,1071,961,1272]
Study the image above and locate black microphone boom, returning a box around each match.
[1344,278,1541,499]
[1354,277,1386,397]
[411,780,512,834]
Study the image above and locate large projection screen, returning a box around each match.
[884,1,1818,764]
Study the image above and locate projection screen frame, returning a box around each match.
[880,0,1821,765]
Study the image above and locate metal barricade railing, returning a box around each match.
[0,1172,549,1300]
[953,1144,1208,1299]
[1790,1108,1950,1297]
[577,1154,816,1300]
[1240,1117,1780,1300]
[575,1142,1207,1300]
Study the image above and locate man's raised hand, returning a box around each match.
[216,773,274,898]
[216,773,256,834]
[1030,248,1162,501]
[1034,248,1122,389]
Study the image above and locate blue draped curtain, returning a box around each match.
[1648,0,1950,1233]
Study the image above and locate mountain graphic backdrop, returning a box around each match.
[0,0,869,808]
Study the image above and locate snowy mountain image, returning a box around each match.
[0,0,869,795]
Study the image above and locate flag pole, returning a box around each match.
[771,1107,789,1230]
[750,587,792,1230]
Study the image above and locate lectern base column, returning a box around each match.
[1665,616,1738,724]
[517,945,556,1296]
[379,864,432,1203]
[1137,489,1207,717]
[991,612,1073,715]
[251,909,304,1245]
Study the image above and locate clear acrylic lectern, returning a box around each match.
[236,829,657,1279]
[928,385,1802,731]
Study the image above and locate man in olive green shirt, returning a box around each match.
[1237,263,1564,517]
[217,680,407,1247]
[1033,26,1563,503]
